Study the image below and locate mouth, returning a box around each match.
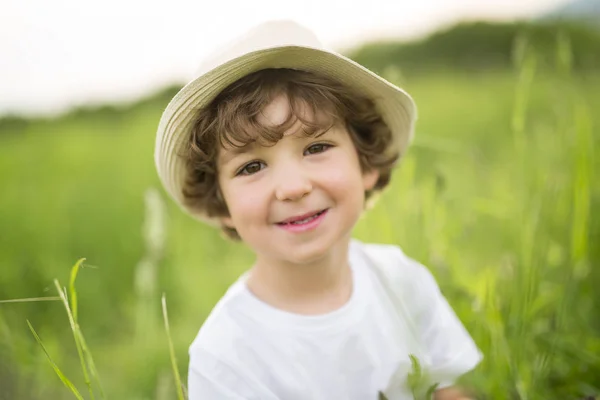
[276,209,328,225]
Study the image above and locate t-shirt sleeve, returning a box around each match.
[405,256,483,388]
[188,348,263,400]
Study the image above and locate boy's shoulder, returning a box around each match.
[188,276,252,358]
[351,239,435,287]
[351,239,444,318]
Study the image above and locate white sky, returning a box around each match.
[0,0,569,117]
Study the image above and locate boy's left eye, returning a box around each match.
[304,143,331,156]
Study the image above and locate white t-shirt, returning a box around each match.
[188,240,482,399]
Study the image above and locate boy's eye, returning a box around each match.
[237,161,265,176]
[304,143,331,155]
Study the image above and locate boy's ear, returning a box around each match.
[362,168,380,191]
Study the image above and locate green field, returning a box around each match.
[1,46,599,398]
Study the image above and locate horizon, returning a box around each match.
[1,0,571,118]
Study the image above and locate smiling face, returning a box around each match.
[217,94,379,266]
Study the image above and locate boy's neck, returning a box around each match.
[246,237,353,315]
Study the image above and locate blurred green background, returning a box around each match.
[1,18,599,400]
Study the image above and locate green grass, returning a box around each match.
[0,53,598,398]
[9,259,184,400]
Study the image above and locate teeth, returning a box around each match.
[290,211,321,225]
[291,215,316,225]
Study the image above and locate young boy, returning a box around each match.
[155,20,482,399]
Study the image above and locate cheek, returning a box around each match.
[319,157,365,196]
[223,183,268,221]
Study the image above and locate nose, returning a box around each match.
[274,163,313,202]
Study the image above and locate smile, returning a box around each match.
[276,209,328,232]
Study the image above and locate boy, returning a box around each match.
[155,20,482,399]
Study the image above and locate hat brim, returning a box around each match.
[155,45,417,223]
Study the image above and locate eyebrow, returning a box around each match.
[219,143,256,166]
[218,125,334,167]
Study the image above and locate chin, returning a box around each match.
[287,246,329,265]
[285,233,348,265]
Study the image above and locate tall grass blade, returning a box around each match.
[26,320,84,400]
[69,258,85,322]
[54,279,95,400]
[0,297,61,304]
[67,257,106,396]
[77,327,106,399]
[571,101,592,267]
[162,294,186,400]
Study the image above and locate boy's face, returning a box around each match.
[217,94,379,266]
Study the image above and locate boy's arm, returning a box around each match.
[398,251,483,392]
[361,242,482,396]
[188,348,271,400]
[188,365,247,400]
[188,360,248,400]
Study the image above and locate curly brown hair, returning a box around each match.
[181,68,400,240]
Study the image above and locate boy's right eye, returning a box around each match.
[236,161,265,176]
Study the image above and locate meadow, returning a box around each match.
[0,31,599,399]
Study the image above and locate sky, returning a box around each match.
[0,0,570,117]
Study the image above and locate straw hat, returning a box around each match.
[154,20,417,223]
